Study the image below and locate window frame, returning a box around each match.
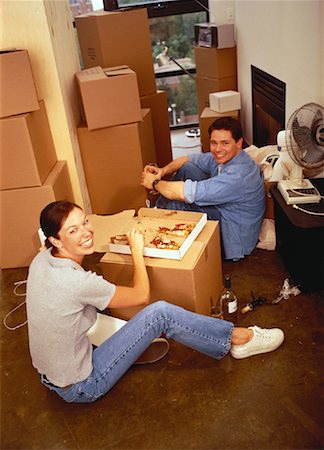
[104,0,209,18]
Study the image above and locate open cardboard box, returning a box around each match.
[88,208,223,320]
[75,65,142,130]
[91,208,207,261]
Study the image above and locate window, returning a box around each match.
[105,0,209,128]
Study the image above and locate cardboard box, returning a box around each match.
[209,90,241,113]
[75,65,142,130]
[0,100,57,190]
[77,109,156,214]
[106,208,207,260]
[140,90,172,168]
[0,161,74,269]
[194,46,237,79]
[0,50,39,119]
[194,23,235,49]
[75,8,157,96]
[96,215,223,320]
[195,75,237,115]
[199,107,240,152]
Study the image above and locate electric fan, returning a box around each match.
[277,102,324,204]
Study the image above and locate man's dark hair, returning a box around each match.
[208,116,243,142]
[40,200,81,248]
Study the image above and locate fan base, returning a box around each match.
[278,179,321,204]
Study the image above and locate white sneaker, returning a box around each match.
[230,326,284,359]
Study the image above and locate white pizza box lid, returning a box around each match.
[89,207,207,260]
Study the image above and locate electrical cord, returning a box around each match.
[3,280,28,331]
[292,204,324,216]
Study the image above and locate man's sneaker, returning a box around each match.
[230,326,284,359]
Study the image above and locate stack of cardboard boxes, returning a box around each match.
[194,23,239,152]
[74,8,173,215]
[75,64,157,215]
[0,50,73,269]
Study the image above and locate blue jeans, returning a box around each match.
[156,162,221,220]
[41,301,233,403]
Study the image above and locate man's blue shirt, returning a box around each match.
[183,151,265,260]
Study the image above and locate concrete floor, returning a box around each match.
[1,134,323,449]
[1,247,323,450]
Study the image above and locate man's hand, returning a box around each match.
[143,163,163,178]
[141,171,159,190]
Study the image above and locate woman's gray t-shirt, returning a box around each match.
[26,248,116,387]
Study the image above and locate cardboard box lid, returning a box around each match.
[76,65,134,82]
[103,65,133,77]
[200,107,239,119]
[89,208,207,260]
[90,209,136,253]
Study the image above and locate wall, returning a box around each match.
[209,0,323,144]
[0,0,91,211]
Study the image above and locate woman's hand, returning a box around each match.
[127,229,144,257]
[109,228,149,308]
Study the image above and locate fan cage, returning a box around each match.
[285,103,324,169]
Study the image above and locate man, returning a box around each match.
[141,116,265,261]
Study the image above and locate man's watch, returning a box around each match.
[152,179,160,192]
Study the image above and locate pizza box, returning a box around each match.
[89,208,207,260]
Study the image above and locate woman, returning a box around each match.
[26,201,284,403]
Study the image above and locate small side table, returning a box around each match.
[271,179,324,293]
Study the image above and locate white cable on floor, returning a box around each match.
[3,280,28,330]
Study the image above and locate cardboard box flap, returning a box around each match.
[103,65,132,77]
[137,207,204,222]
[0,48,21,54]
[89,210,136,253]
[76,66,104,81]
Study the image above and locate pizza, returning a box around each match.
[110,234,128,245]
[157,223,195,237]
[110,222,196,251]
[150,236,180,250]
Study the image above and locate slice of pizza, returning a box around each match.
[110,234,128,245]
[150,236,180,250]
[163,223,196,237]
